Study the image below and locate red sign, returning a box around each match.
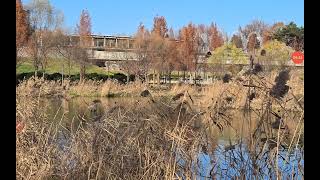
[291,51,304,64]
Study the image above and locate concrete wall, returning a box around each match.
[90,50,137,61]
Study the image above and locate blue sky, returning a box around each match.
[22,0,304,36]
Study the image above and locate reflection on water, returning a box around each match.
[43,97,304,179]
[196,140,303,179]
[42,96,138,130]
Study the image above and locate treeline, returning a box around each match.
[17,0,304,84]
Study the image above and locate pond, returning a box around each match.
[41,96,304,179]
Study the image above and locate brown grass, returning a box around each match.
[16,89,217,179]
[16,68,304,179]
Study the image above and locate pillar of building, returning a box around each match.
[127,39,130,49]
[115,38,118,48]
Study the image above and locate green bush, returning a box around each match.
[257,40,294,66]
[86,73,108,81]
[208,43,249,64]
[16,72,130,85]
[113,73,127,83]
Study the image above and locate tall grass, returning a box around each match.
[16,68,304,179]
[17,90,214,179]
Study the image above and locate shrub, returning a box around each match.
[113,73,127,84]
[222,74,232,83]
[16,72,129,85]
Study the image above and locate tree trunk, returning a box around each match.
[41,59,47,76]
[194,60,198,85]
[107,64,110,80]
[16,50,17,67]
[153,70,155,86]
[203,70,205,84]
[68,60,71,78]
[62,63,64,86]
[34,59,39,78]
[177,71,179,81]
[157,72,160,85]
[126,72,130,84]
[164,72,167,84]
[194,71,197,85]
[145,73,148,84]
[80,64,86,82]
[183,71,186,82]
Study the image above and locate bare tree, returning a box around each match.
[120,52,137,83]
[168,27,175,39]
[150,16,170,84]
[231,34,243,48]
[262,22,285,45]
[149,33,171,84]
[238,20,268,52]
[52,29,76,79]
[134,23,152,83]
[26,0,64,76]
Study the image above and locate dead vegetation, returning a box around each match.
[16,68,304,179]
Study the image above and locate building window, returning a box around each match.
[94,38,104,47]
[98,41,104,47]
[107,39,116,48]
[129,40,134,49]
[118,39,127,49]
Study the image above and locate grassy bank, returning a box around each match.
[16,58,114,76]
[16,68,304,111]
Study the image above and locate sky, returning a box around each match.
[22,0,304,37]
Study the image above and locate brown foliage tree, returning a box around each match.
[151,16,168,38]
[166,40,179,83]
[178,23,201,84]
[179,23,198,71]
[77,10,92,47]
[76,9,92,82]
[16,0,29,65]
[209,23,224,51]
